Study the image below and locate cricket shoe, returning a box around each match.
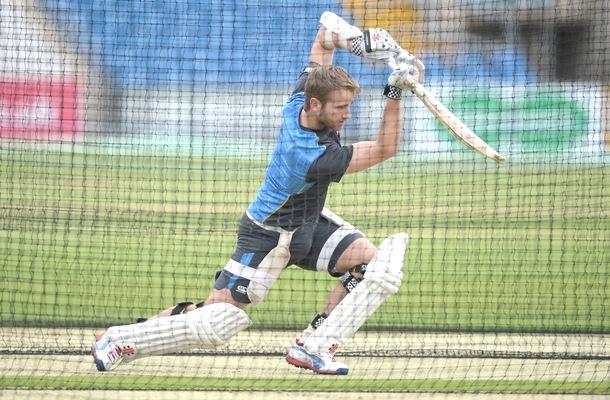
[294,337,339,356]
[285,343,348,375]
[91,334,128,371]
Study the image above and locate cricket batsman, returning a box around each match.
[92,11,423,375]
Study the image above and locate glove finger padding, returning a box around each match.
[388,62,415,89]
[390,49,425,84]
[395,48,415,64]
[413,58,425,84]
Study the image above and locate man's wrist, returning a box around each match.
[384,84,402,100]
[350,36,364,56]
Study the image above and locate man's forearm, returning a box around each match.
[376,99,403,160]
[309,27,335,65]
[345,99,403,174]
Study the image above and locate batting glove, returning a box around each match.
[384,62,413,100]
[384,50,426,100]
[394,48,425,84]
[351,28,401,62]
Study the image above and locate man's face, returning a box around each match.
[316,89,355,132]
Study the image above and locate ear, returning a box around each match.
[309,96,323,112]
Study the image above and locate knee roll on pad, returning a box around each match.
[363,234,407,295]
[187,302,251,346]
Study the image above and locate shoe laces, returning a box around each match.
[295,338,339,361]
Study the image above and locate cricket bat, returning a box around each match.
[405,74,506,163]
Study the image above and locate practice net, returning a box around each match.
[0,0,608,397]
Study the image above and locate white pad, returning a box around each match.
[247,230,293,304]
[302,233,408,355]
[319,11,362,50]
[106,302,251,361]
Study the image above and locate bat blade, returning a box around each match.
[406,75,506,163]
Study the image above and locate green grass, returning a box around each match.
[1,375,608,394]
[0,148,608,333]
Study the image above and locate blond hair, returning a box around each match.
[304,65,361,111]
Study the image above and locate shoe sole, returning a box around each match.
[285,355,348,375]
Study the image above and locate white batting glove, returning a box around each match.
[389,62,416,88]
[392,48,425,84]
[383,62,413,100]
[384,50,426,100]
[351,28,401,62]
[319,11,363,50]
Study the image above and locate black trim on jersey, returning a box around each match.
[307,140,353,184]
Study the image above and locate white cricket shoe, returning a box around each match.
[285,343,349,375]
[91,334,125,371]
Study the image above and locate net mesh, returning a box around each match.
[0,0,608,396]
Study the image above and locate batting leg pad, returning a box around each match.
[302,233,408,355]
[106,302,251,361]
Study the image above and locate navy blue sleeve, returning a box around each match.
[292,72,308,95]
[306,143,353,184]
[291,62,320,95]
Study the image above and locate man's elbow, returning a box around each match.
[381,145,398,161]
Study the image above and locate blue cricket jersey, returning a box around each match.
[246,68,354,230]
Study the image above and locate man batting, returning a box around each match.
[91,11,423,375]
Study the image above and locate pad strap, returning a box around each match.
[170,302,194,315]
[136,301,202,323]
[340,264,367,293]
